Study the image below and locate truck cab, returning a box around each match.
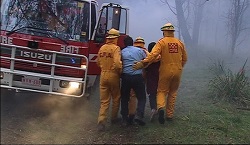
[0,0,129,97]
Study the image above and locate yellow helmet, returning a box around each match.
[161,23,175,31]
[106,28,120,39]
[134,36,145,44]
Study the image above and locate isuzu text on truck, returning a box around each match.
[0,0,129,97]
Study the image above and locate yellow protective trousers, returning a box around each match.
[157,66,182,118]
[141,36,188,119]
[128,89,137,115]
[97,40,122,125]
[98,71,121,124]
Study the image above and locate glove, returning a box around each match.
[133,61,144,70]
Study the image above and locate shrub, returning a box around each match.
[207,58,226,76]
[208,59,250,107]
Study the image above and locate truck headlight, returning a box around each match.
[69,82,80,89]
[81,65,86,69]
[0,72,4,79]
[59,80,80,89]
[59,80,69,88]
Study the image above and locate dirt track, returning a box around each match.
[0,85,112,144]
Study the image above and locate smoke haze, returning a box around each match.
[99,0,249,57]
[101,0,250,68]
[123,0,174,46]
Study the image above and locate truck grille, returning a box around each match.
[1,46,84,77]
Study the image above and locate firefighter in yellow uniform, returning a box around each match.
[134,37,150,55]
[133,23,188,124]
[97,28,122,131]
[127,37,148,122]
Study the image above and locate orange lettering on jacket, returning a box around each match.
[99,52,113,58]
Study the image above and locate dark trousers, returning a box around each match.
[120,74,146,119]
[148,92,157,110]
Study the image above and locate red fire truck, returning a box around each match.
[0,0,129,97]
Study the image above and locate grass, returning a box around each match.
[86,55,250,144]
[208,58,250,107]
[2,50,250,144]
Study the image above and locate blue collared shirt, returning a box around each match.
[121,46,146,75]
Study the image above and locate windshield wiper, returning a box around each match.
[6,26,69,45]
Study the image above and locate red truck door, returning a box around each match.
[88,3,129,75]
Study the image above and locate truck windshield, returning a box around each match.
[1,0,90,42]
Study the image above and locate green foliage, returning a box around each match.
[208,58,226,76]
[208,59,250,107]
[89,64,250,144]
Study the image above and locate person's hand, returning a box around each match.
[153,54,161,62]
[133,61,144,70]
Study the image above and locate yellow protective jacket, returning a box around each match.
[142,37,187,70]
[142,36,187,118]
[96,39,122,124]
[97,40,122,74]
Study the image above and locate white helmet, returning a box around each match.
[106,28,120,39]
[161,23,175,31]
[134,36,145,44]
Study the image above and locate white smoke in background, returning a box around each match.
[119,0,250,69]
[122,0,176,47]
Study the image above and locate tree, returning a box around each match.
[162,0,209,51]
[226,0,249,55]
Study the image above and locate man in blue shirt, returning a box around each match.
[120,36,147,126]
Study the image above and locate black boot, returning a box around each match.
[128,114,135,125]
[121,116,129,127]
[134,115,146,126]
[158,109,165,124]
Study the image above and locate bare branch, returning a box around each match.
[225,0,249,55]
[163,0,177,15]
